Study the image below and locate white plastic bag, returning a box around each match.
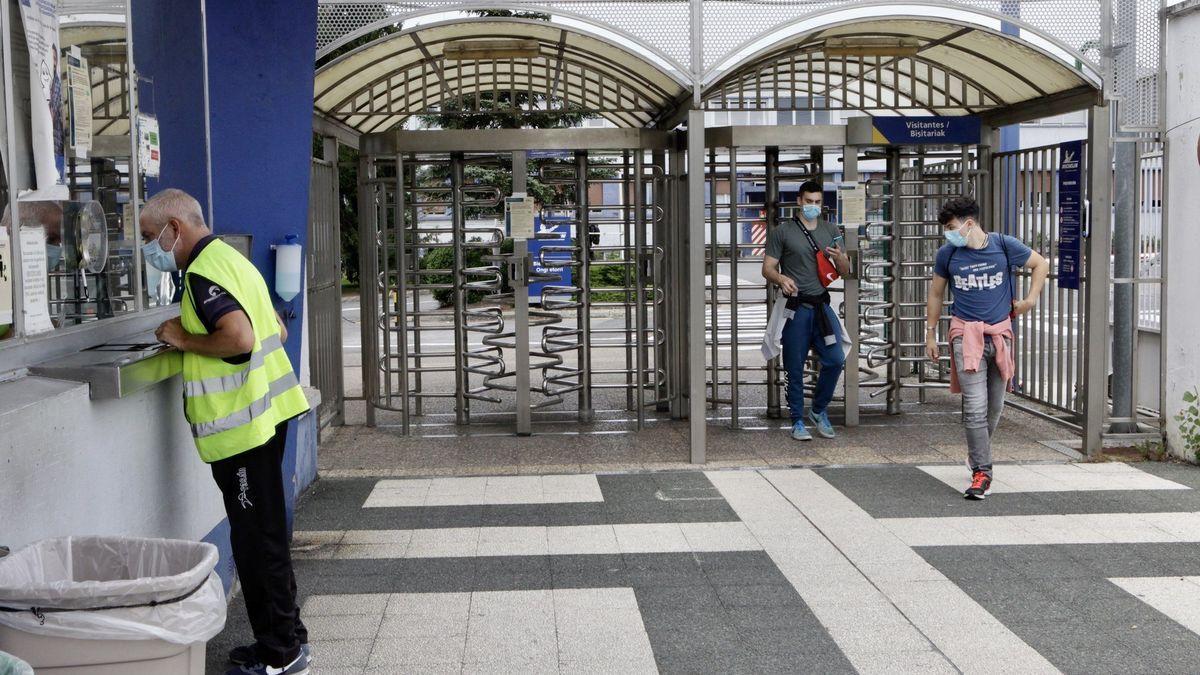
[0,536,226,644]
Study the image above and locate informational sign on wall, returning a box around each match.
[837,183,866,225]
[19,226,53,334]
[849,116,982,146]
[1057,140,1083,290]
[528,215,573,302]
[506,194,535,240]
[0,228,12,329]
[18,0,68,200]
[66,47,92,158]
[138,114,161,178]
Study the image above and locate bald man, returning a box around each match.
[141,189,311,675]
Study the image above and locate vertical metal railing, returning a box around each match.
[306,157,345,429]
[992,142,1090,427]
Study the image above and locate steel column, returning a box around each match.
[575,150,594,423]
[395,153,411,434]
[687,110,707,463]
[451,153,469,425]
[887,148,903,415]
[357,155,379,427]
[634,150,648,429]
[1084,106,1113,456]
[513,150,532,435]
[843,147,860,426]
[765,146,782,418]
[727,146,740,428]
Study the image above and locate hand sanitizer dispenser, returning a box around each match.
[273,234,302,302]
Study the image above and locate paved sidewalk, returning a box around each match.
[208,460,1200,674]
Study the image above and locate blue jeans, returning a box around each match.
[782,303,845,423]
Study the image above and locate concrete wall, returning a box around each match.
[0,376,224,553]
[1163,2,1200,460]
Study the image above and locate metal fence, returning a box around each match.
[307,158,346,429]
[1138,147,1162,332]
[992,143,1088,426]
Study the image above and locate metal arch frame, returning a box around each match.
[704,30,1015,113]
[700,2,1104,95]
[315,17,689,131]
[320,24,679,130]
[340,71,657,134]
[315,4,692,87]
[703,50,1003,116]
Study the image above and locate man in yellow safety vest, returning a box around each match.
[142,188,312,675]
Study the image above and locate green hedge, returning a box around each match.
[420,239,514,306]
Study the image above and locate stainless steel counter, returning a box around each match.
[28,334,181,399]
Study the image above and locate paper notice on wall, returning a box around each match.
[18,0,68,201]
[506,195,535,240]
[138,114,160,177]
[837,183,866,225]
[19,226,53,335]
[0,228,12,328]
[122,201,135,242]
[66,48,92,158]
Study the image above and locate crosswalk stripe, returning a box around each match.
[746,469,1060,674]
[1107,577,1200,637]
[919,463,1191,493]
[293,522,761,560]
[880,512,1200,546]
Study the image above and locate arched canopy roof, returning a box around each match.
[702,7,1102,124]
[314,17,691,132]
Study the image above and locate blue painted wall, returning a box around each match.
[131,0,322,595]
[131,0,210,214]
[205,0,319,373]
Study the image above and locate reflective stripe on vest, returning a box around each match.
[190,370,301,438]
[182,334,285,398]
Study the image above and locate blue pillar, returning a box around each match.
[133,0,317,371]
[131,2,320,574]
[130,0,210,214]
[206,0,319,373]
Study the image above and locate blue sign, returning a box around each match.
[528,215,574,302]
[1057,140,1083,290]
[870,116,981,145]
[527,150,574,160]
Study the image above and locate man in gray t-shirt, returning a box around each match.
[761,180,850,442]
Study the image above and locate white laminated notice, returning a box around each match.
[837,183,866,225]
[67,49,92,158]
[507,195,535,240]
[19,227,53,334]
[0,227,11,329]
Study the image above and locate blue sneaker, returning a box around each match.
[225,648,309,675]
[791,420,813,441]
[809,410,835,439]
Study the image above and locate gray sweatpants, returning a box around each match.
[952,337,1008,477]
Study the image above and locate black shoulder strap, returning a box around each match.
[791,216,822,254]
[999,234,1016,301]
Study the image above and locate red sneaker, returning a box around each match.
[964,471,992,500]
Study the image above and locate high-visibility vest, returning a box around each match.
[180,239,309,462]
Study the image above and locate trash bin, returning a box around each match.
[0,536,226,674]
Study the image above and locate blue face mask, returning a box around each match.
[142,225,179,272]
[801,204,821,221]
[45,244,61,270]
[945,222,972,248]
